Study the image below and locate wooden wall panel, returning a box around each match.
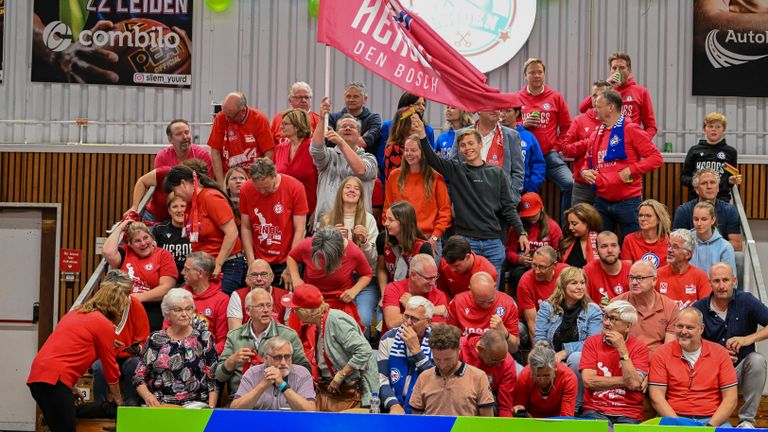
[0,152,766,315]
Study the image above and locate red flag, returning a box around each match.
[317,0,518,112]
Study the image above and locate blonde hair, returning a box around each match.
[78,270,131,324]
[524,57,546,73]
[126,221,154,242]
[638,199,671,238]
[703,112,727,130]
[547,266,591,316]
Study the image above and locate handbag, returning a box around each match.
[315,379,361,412]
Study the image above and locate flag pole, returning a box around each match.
[324,45,331,131]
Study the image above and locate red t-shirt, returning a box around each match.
[270,111,321,146]
[239,175,309,264]
[145,166,170,222]
[517,85,572,154]
[514,362,578,418]
[620,232,669,268]
[506,219,562,264]
[447,291,519,337]
[580,334,649,421]
[190,188,242,259]
[208,107,275,170]
[288,237,372,300]
[584,259,631,304]
[115,297,150,360]
[273,138,318,215]
[656,264,712,309]
[460,333,517,417]
[516,263,568,315]
[154,144,213,174]
[381,279,448,332]
[28,311,120,388]
[437,253,498,299]
[120,246,178,295]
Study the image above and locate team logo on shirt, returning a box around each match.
[465,307,471,315]
[625,96,633,102]
[244,134,256,143]
[614,284,624,295]
[227,130,236,138]
[659,282,668,294]
[495,306,506,317]
[273,203,284,214]
[205,307,213,317]
[390,368,402,383]
[542,103,551,110]
[685,285,697,295]
[717,151,726,160]
[144,263,154,271]
[641,253,660,268]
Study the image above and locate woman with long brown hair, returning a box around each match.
[558,203,602,268]
[376,201,433,293]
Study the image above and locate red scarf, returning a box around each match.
[183,172,202,243]
[476,121,505,167]
[563,231,600,263]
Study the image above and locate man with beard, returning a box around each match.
[230,336,316,411]
[656,229,711,309]
[649,307,737,427]
[584,231,631,305]
[154,119,212,172]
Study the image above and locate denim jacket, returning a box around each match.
[534,301,603,356]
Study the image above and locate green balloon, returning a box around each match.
[308,0,320,18]
[205,0,233,12]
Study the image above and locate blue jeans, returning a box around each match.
[544,152,573,223]
[92,357,140,406]
[594,196,641,241]
[220,255,247,295]
[355,281,382,340]
[581,410,640,425]
[566,351,584,412]
[571,182,596,207]
[460,236,505,290]
[432,238,443,266]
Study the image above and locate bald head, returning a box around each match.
[469,272,496,309]
[710,262,735,278]
[246,259,274,289]
[630,259,657,276]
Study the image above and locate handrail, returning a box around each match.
[732,186,767,302]
[69,186,156,311]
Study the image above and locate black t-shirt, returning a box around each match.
[152,221,190,286]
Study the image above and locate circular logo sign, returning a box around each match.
[407,0,537,73]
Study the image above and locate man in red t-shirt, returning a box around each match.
[240,158,308,285]
[580,300,649,424]
[459,331,517,417]
[228,259,289,329]
[585,231,631,305]
[437,236,498,299]
[270,81,321,146]
[657,229,712,309]
[649,307,738,426]
[516,245,567,347]
[447,272,520,354]
[154,119,213,174]
[382,254,449,332]
[208,92,275,184]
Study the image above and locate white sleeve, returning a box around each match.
[227,294,244,319]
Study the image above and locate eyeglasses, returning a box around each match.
[531,262,555,271]
[403,313,426,324]
[290,95,312,100]
[628,275,655,283]
[604,315,624,323]
[247,272,271,279]
[247,303,273,310]
[338,124,358,130]
[171,306,195,314]
[414,271,439,282]
[267,353,292,362]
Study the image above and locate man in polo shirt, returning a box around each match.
[585,231,631,305]
[378,296,436,414]
[516,245,568,347]
[154,119,212,173]
[459,330,517,417]
[382,254,449,332]
[649,307,737,427]
[208,92,275,185]
[214,289,310,399]
[408,323,495,416]
[693,263,768,428]
[447,272,520,354]
[437,236,498,299]
[611,260,678,355]
[230,336,315,411]
[657,229,711,309]
[580,300,649,425]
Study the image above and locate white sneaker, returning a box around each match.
[737,421,756,428]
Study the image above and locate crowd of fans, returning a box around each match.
[29,51,767,432]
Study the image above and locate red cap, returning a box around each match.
[281,284,323,309]
[518,192,543,218]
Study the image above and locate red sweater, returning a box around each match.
[184,278,230,355]
[562,109,602,185]
[460,333,517,417]
[517,85,572,154]
[584,122,663,202]
[28,310,120,388]
[578,77,657,137]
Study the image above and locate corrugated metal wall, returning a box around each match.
[1,0,766,154]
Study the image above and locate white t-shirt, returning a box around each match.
[481,131,494,161]
[682,346,702,368]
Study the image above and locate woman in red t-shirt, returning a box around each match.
[558,203,602,268]
[621,199,670,268]
[163,165,245,295]
[28,272,131,432]
[376,201,433,294]
[103,220,178,331]
[274,108,319,218]
[286,227,372,323]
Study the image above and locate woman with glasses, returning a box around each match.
[274,108,319,218]
[621,199,671,268]
[134,288,219,408]
[535,266,602,414]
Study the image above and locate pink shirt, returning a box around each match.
[154,144,213,174]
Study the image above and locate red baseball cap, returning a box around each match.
[518,192,543,218]
[281,284,323,309]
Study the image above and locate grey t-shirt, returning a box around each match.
[234,363,316,410]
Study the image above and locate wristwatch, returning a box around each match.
[430,236,439,242]
[619,353,630,362]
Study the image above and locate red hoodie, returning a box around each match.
[459,333,517,417]
[583,121,663,202]
[184,278,230,355]
[517,85,572,154]
[578,76,657,137]
[563,109,603,185]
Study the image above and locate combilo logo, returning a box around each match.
[42,21,72,52]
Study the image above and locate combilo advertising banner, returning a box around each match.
[32,0,192,88]
[693,0,768,96]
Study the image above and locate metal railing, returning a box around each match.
[69,186,156,311]
[732,186,767,302]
